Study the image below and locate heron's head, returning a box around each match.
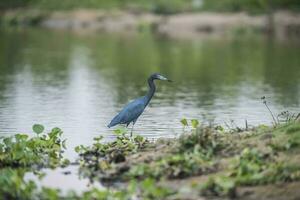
[150,73,172,82]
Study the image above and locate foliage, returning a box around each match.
[138,178,174,199]
[0,167,173,200]
[0,168,37,200]
[177,125,233,158]
[268,123,300,151]
[124,125,229,180]
[0,125,68,168]
[66,178,173,200]
[2,122,300,199]
[75,130,149,160]
[191,119,200,129]
[1,0,299,13]
[201,175,236,197]
[180,119,200,129]
[180,118,188,127]
[201,0,300,13]
[75,130,150,181]
[128,150,215,179]
[201,147,300,197]
[261,96,300,126]
[77,123,235,182]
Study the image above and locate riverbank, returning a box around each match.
[75,120,300,200]
[1,119,300,199]
[1,9,300,40]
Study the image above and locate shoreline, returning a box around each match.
[1,121,300,199]
[1,9,300,40]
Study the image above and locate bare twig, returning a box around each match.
[261,96,278,126]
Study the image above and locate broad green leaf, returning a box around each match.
[75,146,81,153]
[15,134,29,141]
[191,119,199,128]
[114,128,126,135]
[180,118,188,126]
[32,124,44,135]
[93,136,103,142]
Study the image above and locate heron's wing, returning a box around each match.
[122,100,146,123]
[108,98,146,127]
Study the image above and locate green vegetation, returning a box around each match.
[0,125,173,199]
[75,129,151,182]
[0,167,173,200]
[1,117,300,199]
[201,0,300,13]
[0,168,37,200]
[72,118,300,199]
[200,122,300,197]
[1,0,300,13]
[0,124,69,199]
[0,124,69,168]
[201,148,300,197]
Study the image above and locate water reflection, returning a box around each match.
[0,28,299,159]
[25,165,103,193]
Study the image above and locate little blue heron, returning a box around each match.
[107,73,172,136]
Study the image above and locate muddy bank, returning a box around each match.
[1,9,300,40]
[1,119,300,199]
[75,120,300,200]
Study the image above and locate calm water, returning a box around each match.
[1,28,300,159]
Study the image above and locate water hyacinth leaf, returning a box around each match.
[215,125,224,132]
[50,127,62,137]
[62,139,67,149]
[93,136,103,142]
[191,119,199,128]
[74,146,81,153]
[99,160,110,170]
[15,134,29,141]
[62,159,70,167]
[180,118,188,126]
[0,126,67,168]
[32,124,44,134]
[215,176,235,191]
[3,137,12,146]
[113,127,127,135]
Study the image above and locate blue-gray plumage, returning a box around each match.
[107,73,172,136]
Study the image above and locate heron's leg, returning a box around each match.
[130,123,135,137]
[130,119,138,137]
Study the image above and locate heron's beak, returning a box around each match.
[158,75,172,82]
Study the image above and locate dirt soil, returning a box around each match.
[2,9,300,40]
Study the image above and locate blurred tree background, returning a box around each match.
[1,0,300,13]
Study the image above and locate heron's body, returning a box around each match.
[107,73,171,134]
[107,96,148,128]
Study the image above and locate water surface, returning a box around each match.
[0,28,300,158]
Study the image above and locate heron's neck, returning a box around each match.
[145,77,156,105]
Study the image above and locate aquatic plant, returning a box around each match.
[127,150,215,180]
[0,124,69,168]
[2,121,300,200]
[0,167,173,200]
[77,121,238,182]
[123,123,230,180]
[75,130,150,160]
[177,125,232,158]
[0,168,37,200]
[201,147,300,197]
[75,130,151,181]
[268,123,300,151]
